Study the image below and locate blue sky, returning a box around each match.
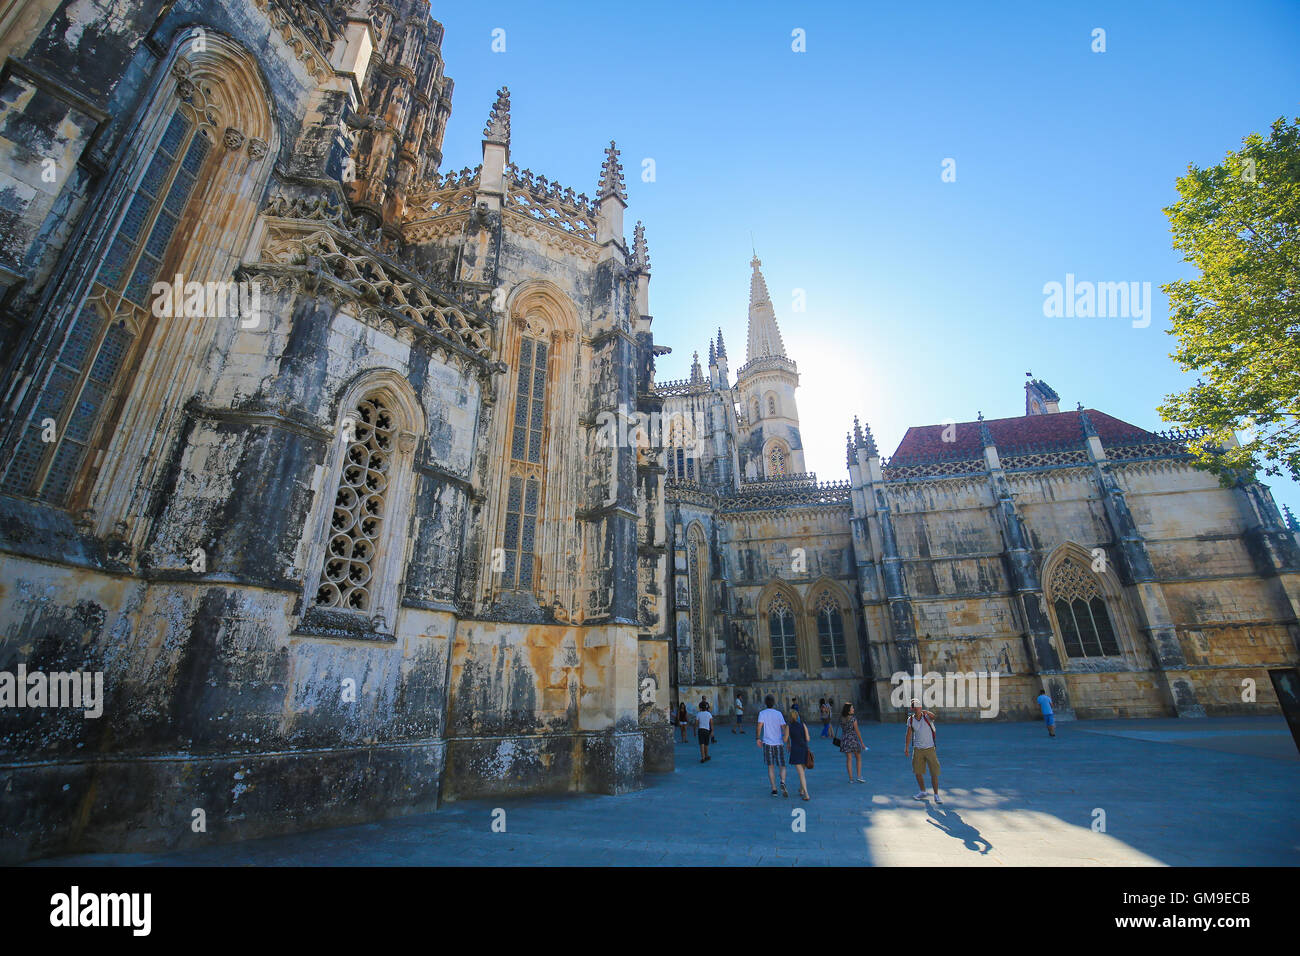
[432,0,1300,513]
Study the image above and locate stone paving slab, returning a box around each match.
[29,716,1300,866]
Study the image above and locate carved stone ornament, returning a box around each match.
[247,138,269,160]
[224,127,246,151]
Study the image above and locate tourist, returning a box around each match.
[755,694,790,798]
[819,697,831,737]
[840,702,865,783]
[696,700,713,762]
[677,702,688,743]
[1036,689,1057,737]
[904,698,942,803]
[732,693,744,734]
[788,707,813,801]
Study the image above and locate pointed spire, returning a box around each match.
[690,350,702,384]
[630,220,650,272]
[716,328,726,358]
[847,432,855,468]
[978,411,995,448]
[745,255,787,363]
[708,338,716,366]
[749,254,771,306]
[1284,504,1298,532]
[598,140,626,202]
[852,416,877,456]
[483,86,510,145]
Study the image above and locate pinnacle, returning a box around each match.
[631,220,650,271]
[598,140,626,202]
[483,86,510,145]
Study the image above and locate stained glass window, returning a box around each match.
[1048,558,1122,658]
[500,335,548,591]
[816,590,847,668]
[769,593,798,671]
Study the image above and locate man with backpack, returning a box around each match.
[904,698,942,803]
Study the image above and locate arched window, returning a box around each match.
[5,106,216,504]
[1047,557,1121,658]
[315,391,395,611]
[751,397,760,421]
[500,333,548,590]
[767,395,777,417]
[687,524,711,679]
[302,376,420,633]
[815,589,848,668]
[768,445,786,477]
[768,593,798,671]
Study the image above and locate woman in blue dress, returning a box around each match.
[787,708,812,801]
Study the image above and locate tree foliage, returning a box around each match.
[1158,116,1300,483]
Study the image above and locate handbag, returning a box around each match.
[805,748,815,769]
[833,735,842,749]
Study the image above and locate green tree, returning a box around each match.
[1158,116,1300,483]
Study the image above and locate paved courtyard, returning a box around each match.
[33,716,1300,866]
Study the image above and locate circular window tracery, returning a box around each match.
[316,392,394,611]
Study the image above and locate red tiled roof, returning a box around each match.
[890,410,1155,460]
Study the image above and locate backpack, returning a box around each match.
[908,713,937,744]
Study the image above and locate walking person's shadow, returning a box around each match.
[926,807,992,855]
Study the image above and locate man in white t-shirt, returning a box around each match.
[732,694,744,734]
[755,694,790,797]
[696,701,714,762]
[904,697,941,803]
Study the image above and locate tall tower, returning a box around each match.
[736,255,805,479]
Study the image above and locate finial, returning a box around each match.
[690,350,702,383]
[852,416,877,456]
[598,140,626,202]
[630,220,650,271]
[979,413,994,448]
[716,328,726,357]
[483,86,510,145]
[708,339,716,365]
[1078,405,1098,438]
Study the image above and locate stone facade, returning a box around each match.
[662,271,1300,734]
[0,0,669,862]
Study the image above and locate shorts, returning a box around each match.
[1043,713,1055,727]
[697,728,711,745]
[763,743,786,767]
[911,746,940,778]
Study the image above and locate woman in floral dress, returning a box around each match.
[840,702,865,783]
